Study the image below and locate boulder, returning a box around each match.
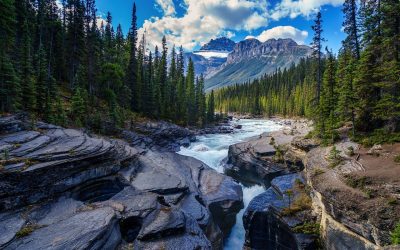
[226,140,286,185]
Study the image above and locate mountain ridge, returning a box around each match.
[204,38,312,90]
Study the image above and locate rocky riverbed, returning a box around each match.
[0,114,243,249]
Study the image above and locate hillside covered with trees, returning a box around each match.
[0,0,215,132]
[215,0,400,143]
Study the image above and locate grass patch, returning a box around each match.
[388,197,398,206]
[312,168,325,177]
[273,145,286,163]
[16,225,38,238]
[392,222,400,245]
[293,222,320,235]
[281,181,312,216]
[344,174,370,190]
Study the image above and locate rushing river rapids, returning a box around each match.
[178,119,283,249]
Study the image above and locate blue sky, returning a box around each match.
[96,0,346,53]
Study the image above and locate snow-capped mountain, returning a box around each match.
[184,37,236,76]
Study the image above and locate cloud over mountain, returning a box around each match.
[246,26,308,45]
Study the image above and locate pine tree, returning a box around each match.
[207,90,215,123]
[71,87,87,126]
[104,12,115,62]
[126,2,138,111]
[336,50,356,136]
[311,11,325,103]
[320,48,338,142]
[343,0,361,59]
[185,58,196,125]
[0,0,19,113]
[159,36,168,118]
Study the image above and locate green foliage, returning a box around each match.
[395,155,400,164]
[328,146,342,168]
[353,129,400,147]
[293,223,320,235]
[346,146,355,156]
[16,225,37,238]
[391,222,400,245]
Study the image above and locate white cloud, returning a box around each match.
[270,0,344,20]
[155,0,176,16]
[139,0,269,51]
[140,0,342,51]
[246,26,308,44]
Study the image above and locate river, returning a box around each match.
[178,119,283,250]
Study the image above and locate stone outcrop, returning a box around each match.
[0,115,243,249]
[123,120,196,152]
[304,141,400,249]
[243,173,318,250]
[226,120,312,185]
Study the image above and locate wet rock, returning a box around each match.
[226,140,285,185]
[7,207,119,250]
[123,121,196,152]
[243,174,318,250]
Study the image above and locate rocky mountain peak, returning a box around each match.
[200,37,236,51]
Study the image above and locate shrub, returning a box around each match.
[313,168,325,177]
[328,146,342,168]
[388,197,398,206]
[395,155,400,164]
[16,225,37,238]
[391,222,400,245]
[269,137,275,145]
[346,146,355,156]
[293,223,320,235]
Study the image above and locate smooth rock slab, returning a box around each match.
[7,207,118,250]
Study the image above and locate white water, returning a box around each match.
[178,119,283,249]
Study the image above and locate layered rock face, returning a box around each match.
[0,115,243,249]
[243,174,318,250]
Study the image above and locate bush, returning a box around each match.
[293,223,320,235]
[313,168,325,177]
[16,225,37,238]
[391,222,400,245]
[354,129,400,147]
[346,146,355,156]
[328,146,342,168]
[395,155,400,164]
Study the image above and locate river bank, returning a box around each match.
[223,117,400,249]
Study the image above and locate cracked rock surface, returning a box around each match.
[0,114,243,250]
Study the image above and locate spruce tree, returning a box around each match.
[126,2,138,111]
[185,58,196,125]
[343,0,361,59]
[207,90,215,124]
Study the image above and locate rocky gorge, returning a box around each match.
[226,119,400,250]
[0,114,243,249]
[1,114,399,250]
